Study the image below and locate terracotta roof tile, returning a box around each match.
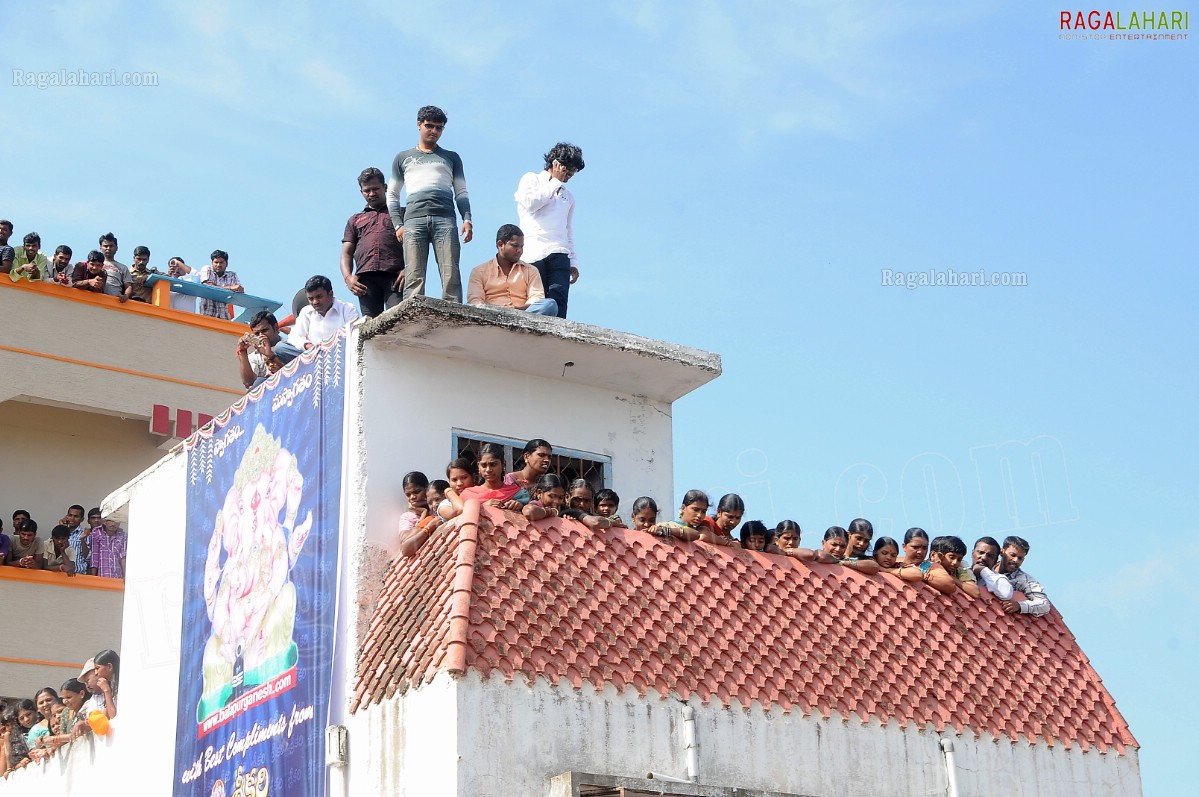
[351,503,1138,753]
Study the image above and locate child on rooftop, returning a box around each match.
[427,479,449,509]
[739,520,769,551]
[595,488,626,527]
[433,456,477,523]
[628,497,659,532]
[920,536,979,597]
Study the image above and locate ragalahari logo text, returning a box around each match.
[1059,10,1190,40]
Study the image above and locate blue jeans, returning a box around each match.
[526,298,558,316]
[531,252,571,318]
[402,215,462,302]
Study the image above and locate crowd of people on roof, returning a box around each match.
[395,439,1051,616]
[0,651,120,777]
[0,222,247,319]
[2,506,127,579]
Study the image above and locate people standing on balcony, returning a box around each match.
[70,249,131,302]
[199,249,242,319]
[0,219,14,273]
[466,224,558,316]
[89,517,127,579]
[44,526,76,575]
[343,167,405,318]
[10,232,48,281]
[166,256,201,313]
[97,231,129,279]
[387,105,473,303]
[236,310,296,389]
[128,245,159,302]
[6,520,45,569]
[277,275,359,357]
[514,142,585,318]
[62,504,91,574]
[45,245,74,285]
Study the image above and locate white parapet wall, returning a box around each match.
[343,670,1142,797]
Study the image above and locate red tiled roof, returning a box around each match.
[352,503,1138,754]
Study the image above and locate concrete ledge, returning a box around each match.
[549,771,817,797]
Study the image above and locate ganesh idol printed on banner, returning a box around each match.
[176,332,344,797]
[198,424,313,722]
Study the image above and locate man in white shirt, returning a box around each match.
[166,257,202,313]
[279,275,360,356]
[514,142,584,318]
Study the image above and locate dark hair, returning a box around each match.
[595,488,619,508]
[402,471,430,490]
[533,473,565,495]
[51,524,70,540]
[446,457,475,477]
[848,518,874,539]
[358,167,386,186]
[33,687,58,707]
[630,496,658,515]
[903,527,929,544]
[94,649,120,687]
[55,244,73,257]
[478,442,506,462]
[1002,535,1030,554]
[21,519,37,533]
[305,274,333,293]
[429,479,450,493]
[522,438,551,456]
[170,256,185,265]
[823,526,848,542]
[739,520,768,548]
[210,249,229,261]
[0,219,11,229]
[23,231,40,246]
[775,519,801,535]
[87,250,104,263]
[931,535,967,556]
[872,536,899,557]
[69,504,85,515]
[715,494,745,514]
[98,232,117,246]
[680,489,709,508]
[88,507,102,519]
[543,142,585,172]
[15,698,36,724]
[12,509,30,520]
[568,478,593,496]
[248,310,279,328]
[133,245,150,257]
[973,535,1001,551]
[417,105,447,124]
[496,224,523,245]
[60,678,87,697]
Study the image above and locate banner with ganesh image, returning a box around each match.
[173,331,346,797]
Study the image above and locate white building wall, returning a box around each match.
[358,344,675,560]
[340,675,462,797]
[431,671,1140,797]
[1,451,186,796]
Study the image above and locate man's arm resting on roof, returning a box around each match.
[976,567,1014,600]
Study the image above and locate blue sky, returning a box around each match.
[4,1,1195,793]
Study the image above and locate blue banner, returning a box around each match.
[174,333,345,797]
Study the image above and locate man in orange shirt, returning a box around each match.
[466,224,558,315]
